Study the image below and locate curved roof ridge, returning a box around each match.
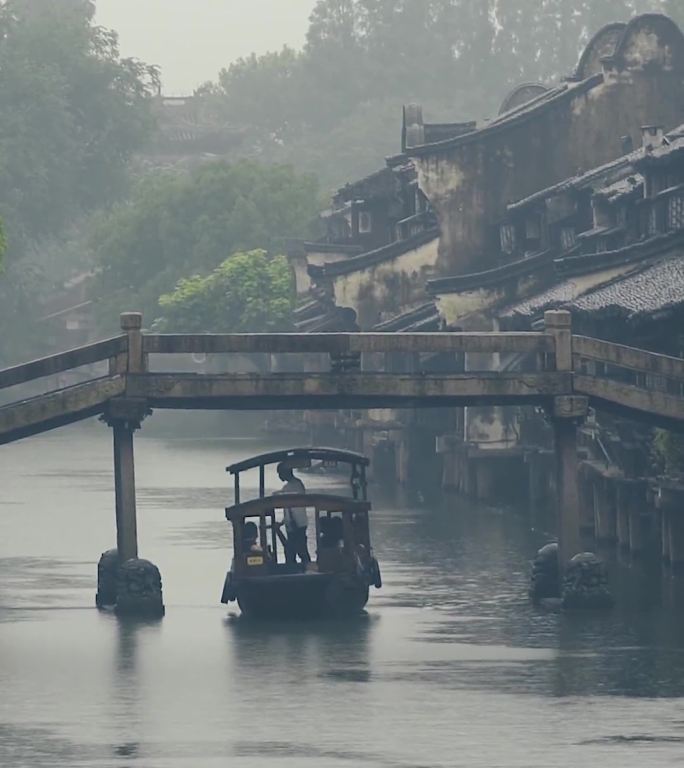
[498,82,550,116]
[609,13,684,68]
[406,75,602,156]
[574,22,627,80]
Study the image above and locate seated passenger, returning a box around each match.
[242,521,263,553]
[319,516,344,550]
[319,517,333,549]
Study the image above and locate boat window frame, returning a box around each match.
[227,448,369,504]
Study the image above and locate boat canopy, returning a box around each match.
[226,447,369,475]
[227,447,370,503]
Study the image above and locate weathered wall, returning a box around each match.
[291,254,312,296]
[411,15,684,276]
[434,262,639,328]
[332,237,440,329]
[292,249,360,296]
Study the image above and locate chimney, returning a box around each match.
[620,135,634,155]
[642,125,664,151]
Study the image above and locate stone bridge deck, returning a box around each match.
[0,311,683,446]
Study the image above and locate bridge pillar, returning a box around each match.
[114,419,138,562]
[105,398,151,563]
[101,397,160,617]
[553,396,588,567]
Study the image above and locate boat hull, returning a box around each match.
[228,572,370,619]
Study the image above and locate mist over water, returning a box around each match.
[2,423,684,767]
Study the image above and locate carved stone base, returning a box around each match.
[562,552,614,610]
[96,549,120,609]
[115,558,165,618]
[529,543,561,602]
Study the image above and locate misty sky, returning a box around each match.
[96,0,317,93]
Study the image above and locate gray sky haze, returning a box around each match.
[96,0,317,93]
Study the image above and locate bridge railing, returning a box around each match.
[574,336,684,394]
[573,335,684,422]
[142,330,557,374]
[0,310,570,394]
[0,335,127,392]
[142,332,555,355]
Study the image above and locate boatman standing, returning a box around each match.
[276,462,311,567]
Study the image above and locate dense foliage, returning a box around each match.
[90,161,319,330]
[0,0,158,245]
[204,0,684,187]
[0,0,158,364]
[154,250,294,333]
[653,429,684,475]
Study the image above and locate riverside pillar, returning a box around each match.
[545,310,586,567]
[553,396,588,566]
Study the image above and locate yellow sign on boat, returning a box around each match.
[247,556,264,566]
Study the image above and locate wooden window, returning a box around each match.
[358,211,373,234]
[668,193,684,231]
[500,223,516,254]
[560,227,576,251]
[525,215,541,240]
[647,204,659,236]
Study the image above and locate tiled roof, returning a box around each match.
[500,277,588,318]
[570,255,684,317]
[374,302,440,332]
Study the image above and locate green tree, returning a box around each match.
[90,161,320,329]
[206,0,684,188]
[0,0,158,365]
[0,0,158,244]
[653,429,684,475]
[154,250,294,333]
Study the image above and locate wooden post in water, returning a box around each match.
[545,310,587,567]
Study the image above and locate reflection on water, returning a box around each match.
[1,423,684,767]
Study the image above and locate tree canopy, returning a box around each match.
[204,0,684,188]
[90,161,320,330]
[0,0,158,245]
[0,0,158,364]
[154,250,294,333]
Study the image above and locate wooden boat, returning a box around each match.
[220,448,382,619]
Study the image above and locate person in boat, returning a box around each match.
[242,521,263,553]
[319,516,344,550]
[275,462,310,566]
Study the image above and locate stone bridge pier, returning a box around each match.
[96,313,164,618]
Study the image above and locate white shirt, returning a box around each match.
[279,478,308,530]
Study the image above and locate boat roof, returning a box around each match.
[226,447,370,475]
[225,493,371,521]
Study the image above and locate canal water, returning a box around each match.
[2,423,684,768]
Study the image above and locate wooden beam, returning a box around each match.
[142,332,554,356]
[0,337,127,390]
[127,371,571,410]
[576,374,684,423]
[574,336,684,380]
[0,376,125,444]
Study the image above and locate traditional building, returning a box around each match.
[289,14,684,505]
[406,15,684,276]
